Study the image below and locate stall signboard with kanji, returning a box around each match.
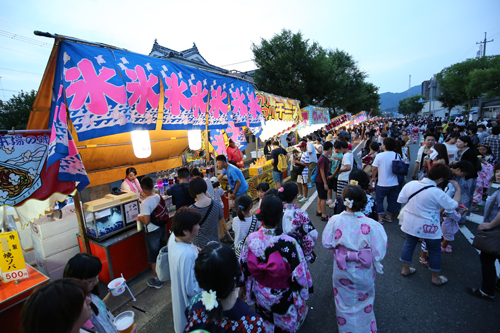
[0,231,28,282]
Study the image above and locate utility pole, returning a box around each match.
[476,32,494,57]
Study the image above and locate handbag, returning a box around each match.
[472,191,500,256]
[156,245,170,281]
[293,163,305,175]
[392,152,409,176]
[234,215,258,259]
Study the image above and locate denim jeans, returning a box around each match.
[400,234,442,272]
[375,185,400,215]
[272,171,284,183]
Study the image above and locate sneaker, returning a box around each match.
[299,197,308,203]
[298,195,304,200]
[147,277,163,289]
[477,201,486,207]
[326,200,333,205]
[465,287,495,301]
[328,202,336,209]
[308,184,314,188]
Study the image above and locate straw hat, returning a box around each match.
[326,134,334,141]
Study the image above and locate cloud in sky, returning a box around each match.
[1,0,499,103]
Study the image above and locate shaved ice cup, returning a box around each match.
[108,277,126,296]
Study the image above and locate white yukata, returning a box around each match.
[167,235,201,333]
[323,211,388,333]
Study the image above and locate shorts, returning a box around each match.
[297,175,308,184]
[290,169,298,182]
[272,171,284,183]
[316,181,328,200]
[337,180,348,199]
[308,162,317,182]
[145,225,167,264]
[327,177,338,192]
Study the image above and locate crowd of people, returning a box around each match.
[20,116,500,333]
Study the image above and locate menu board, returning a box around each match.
[123,201,139,224]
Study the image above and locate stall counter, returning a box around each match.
[0,264,50,333]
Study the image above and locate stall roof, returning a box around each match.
[27,41,186,187]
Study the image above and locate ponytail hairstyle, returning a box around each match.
[255,195,283,228]
[277,182,299,203]
[266,188,279,197]
[236,195,252,220]
[194,243,240,320]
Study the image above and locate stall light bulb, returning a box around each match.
[131,130,152,158]
[188,130,202,151]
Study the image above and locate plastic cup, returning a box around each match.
[107,277,126,296]
[114,311,135,333]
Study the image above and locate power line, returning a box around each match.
[458,44,476,61]
[0,78,6,100]
[0,88,21,93]
[0,67,42,76]
[219,59,254,67]
[0,30,52,48]
[0,45,40,57]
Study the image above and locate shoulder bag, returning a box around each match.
[398,184,434,225]
[234,215,258,259]
[472,190,500,256]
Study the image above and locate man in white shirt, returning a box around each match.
[371,137,401,224]
[336,141,351,200]
[306,136,318,188]
[443,132,459,162]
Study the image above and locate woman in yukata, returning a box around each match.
[323,185,388,333]
[278,182,318,263]
[240,194,312,333]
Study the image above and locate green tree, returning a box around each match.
[467,65,500,99]
[0,90,36,130]
[252,29,379,114]
[397,95,426,116]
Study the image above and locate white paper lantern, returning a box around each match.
[188,130,202,151]
[131,130,152,158]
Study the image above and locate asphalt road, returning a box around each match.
[140,139,500,333]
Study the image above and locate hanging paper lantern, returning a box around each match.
[188,130,202,151]
[131,130,152,158]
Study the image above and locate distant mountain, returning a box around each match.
[379,85,422,111]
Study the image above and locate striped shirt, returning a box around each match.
[300,151,310,177]
[190,200,224,248]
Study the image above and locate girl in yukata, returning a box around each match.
[278,182,318,263]
[184,243,266,333]
[323,185,387,333]
[473,144,495,208]
[240,194,312,333]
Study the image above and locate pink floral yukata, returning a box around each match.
[240,227,312,333]
[282,203,318,263]
[322,211,387,333]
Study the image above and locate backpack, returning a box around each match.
[150,196,170,227]
[277,153,288,172]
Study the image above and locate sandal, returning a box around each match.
[441,246,452,253]
[432,276,449,286]
[321,215,330,222]
[382,215,393,223]
[401,267,416,276]
[316,211,322,217]
[419,257,429,268]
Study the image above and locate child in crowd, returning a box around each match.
[166,167,195,210]
[256,182,270,208]
[63,253,118,333]
[278,182,318,263]
[232,195,259,259]
[185,244,265,332]
[323,185,387,333]
[473,144,495,208]
[327,141,344,208]
[139,176,168,289]
[379,132,388,146]
[333,170,378,220]
[210,177,225,210]
[167,207,202,333]
[361,141,379,178]
[336,141,352,200]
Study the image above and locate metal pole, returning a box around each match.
[205,90,211,162]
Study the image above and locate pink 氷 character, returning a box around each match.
[230,89,247,117]
[213,133,227,155]
[225,121,240,143]
[125,65,159,115]
[209,86,228,119]
[247,92,261,119]
[164,72,191,116]
[190,81,208,118]
[65,59,127,115]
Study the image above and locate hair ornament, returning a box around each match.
[349,180,359,185]
[256,209,261,214]
[344,198,354,209]
[201,289,218,311]
[279,187,284,192]
[239,205,245,210]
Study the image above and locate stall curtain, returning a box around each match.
[50,40,263,140]
[0,132,76,223]
[325,114,352,131]
[303,106,330,125]
[256,92,302,122]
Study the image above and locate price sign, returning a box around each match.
[0,231,28,283]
